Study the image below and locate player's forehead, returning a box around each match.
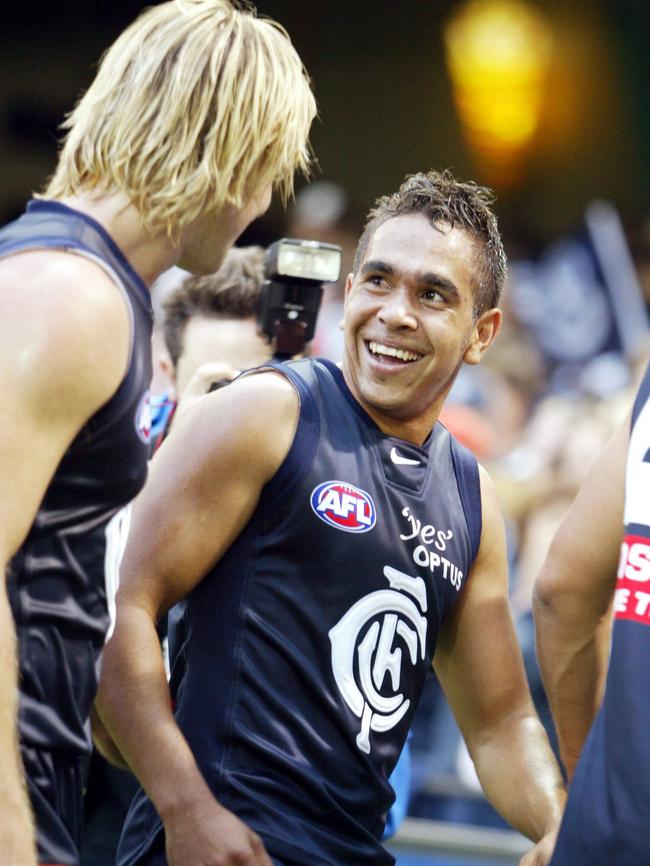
[361,214,479,288]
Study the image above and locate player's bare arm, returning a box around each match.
[533,419,627,780]
[96,372,299,866]
[434,466,565,866]
[0,588,35,866]
[0,250,131,865]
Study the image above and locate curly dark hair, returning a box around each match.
[353,169,507,316]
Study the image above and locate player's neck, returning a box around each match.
[362,408,438,446]
[55,192,179,287]
[345,385,442,445]
[340,360,446,446]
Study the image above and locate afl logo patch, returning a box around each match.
[311,481,376,533]
[134,390,152,444]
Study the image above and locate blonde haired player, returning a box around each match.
[0,2,315,864]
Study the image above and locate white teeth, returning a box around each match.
[368,341,421,363]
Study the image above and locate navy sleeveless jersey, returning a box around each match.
[550,361,650,866]
[119,358,481,866]
[1,200,153,755]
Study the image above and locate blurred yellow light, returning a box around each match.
[444,0,553,185]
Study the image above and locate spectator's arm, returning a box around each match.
[533,418,627,780]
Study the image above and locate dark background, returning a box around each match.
[1,0,648,246]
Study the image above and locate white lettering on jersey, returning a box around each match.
[329,565,427,754]
[615,391,650,625]
[618,540,650,582]
[624,395,650,529]
[400,506,453,551]
[400,507,463,590]
[103,504,132,642]
[317,489,372,526]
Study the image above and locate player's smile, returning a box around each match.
[364,339,424,369]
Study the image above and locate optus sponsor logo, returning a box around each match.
[311,481,376,533]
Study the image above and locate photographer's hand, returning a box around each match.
[172,362,240,430]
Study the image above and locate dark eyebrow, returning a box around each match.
[361,259,460,301]
[360,259,394,277]
[416,272,460,300]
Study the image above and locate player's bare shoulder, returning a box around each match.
[0,248,133,418]
[213,367,300,439]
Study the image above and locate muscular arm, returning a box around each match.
[533,420,627,780]
[434,467,565,865]
[95,373,299,866]
[0,251,130,864]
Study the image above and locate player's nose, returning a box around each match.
[377,287,418,330]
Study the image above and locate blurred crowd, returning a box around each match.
[149,178,650,831]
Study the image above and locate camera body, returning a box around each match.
[257,238,342,360]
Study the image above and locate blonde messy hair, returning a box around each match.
[43,0,316,235]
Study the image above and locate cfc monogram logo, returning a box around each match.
[329,566,427,754]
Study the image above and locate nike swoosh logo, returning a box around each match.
[390,447,420,466]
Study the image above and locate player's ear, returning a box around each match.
[159,350,177,388]
[463,307,502,366]
[340,272,355,326]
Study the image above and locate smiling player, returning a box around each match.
[96,170,565,866]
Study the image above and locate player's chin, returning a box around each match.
[180,255,225,276]
[178,243,228,276]
[361,385,417,418]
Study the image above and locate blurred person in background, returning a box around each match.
[96,169,564,866]
[0,1,315,863]
[151,247,271,447]
[533,357,650,865]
